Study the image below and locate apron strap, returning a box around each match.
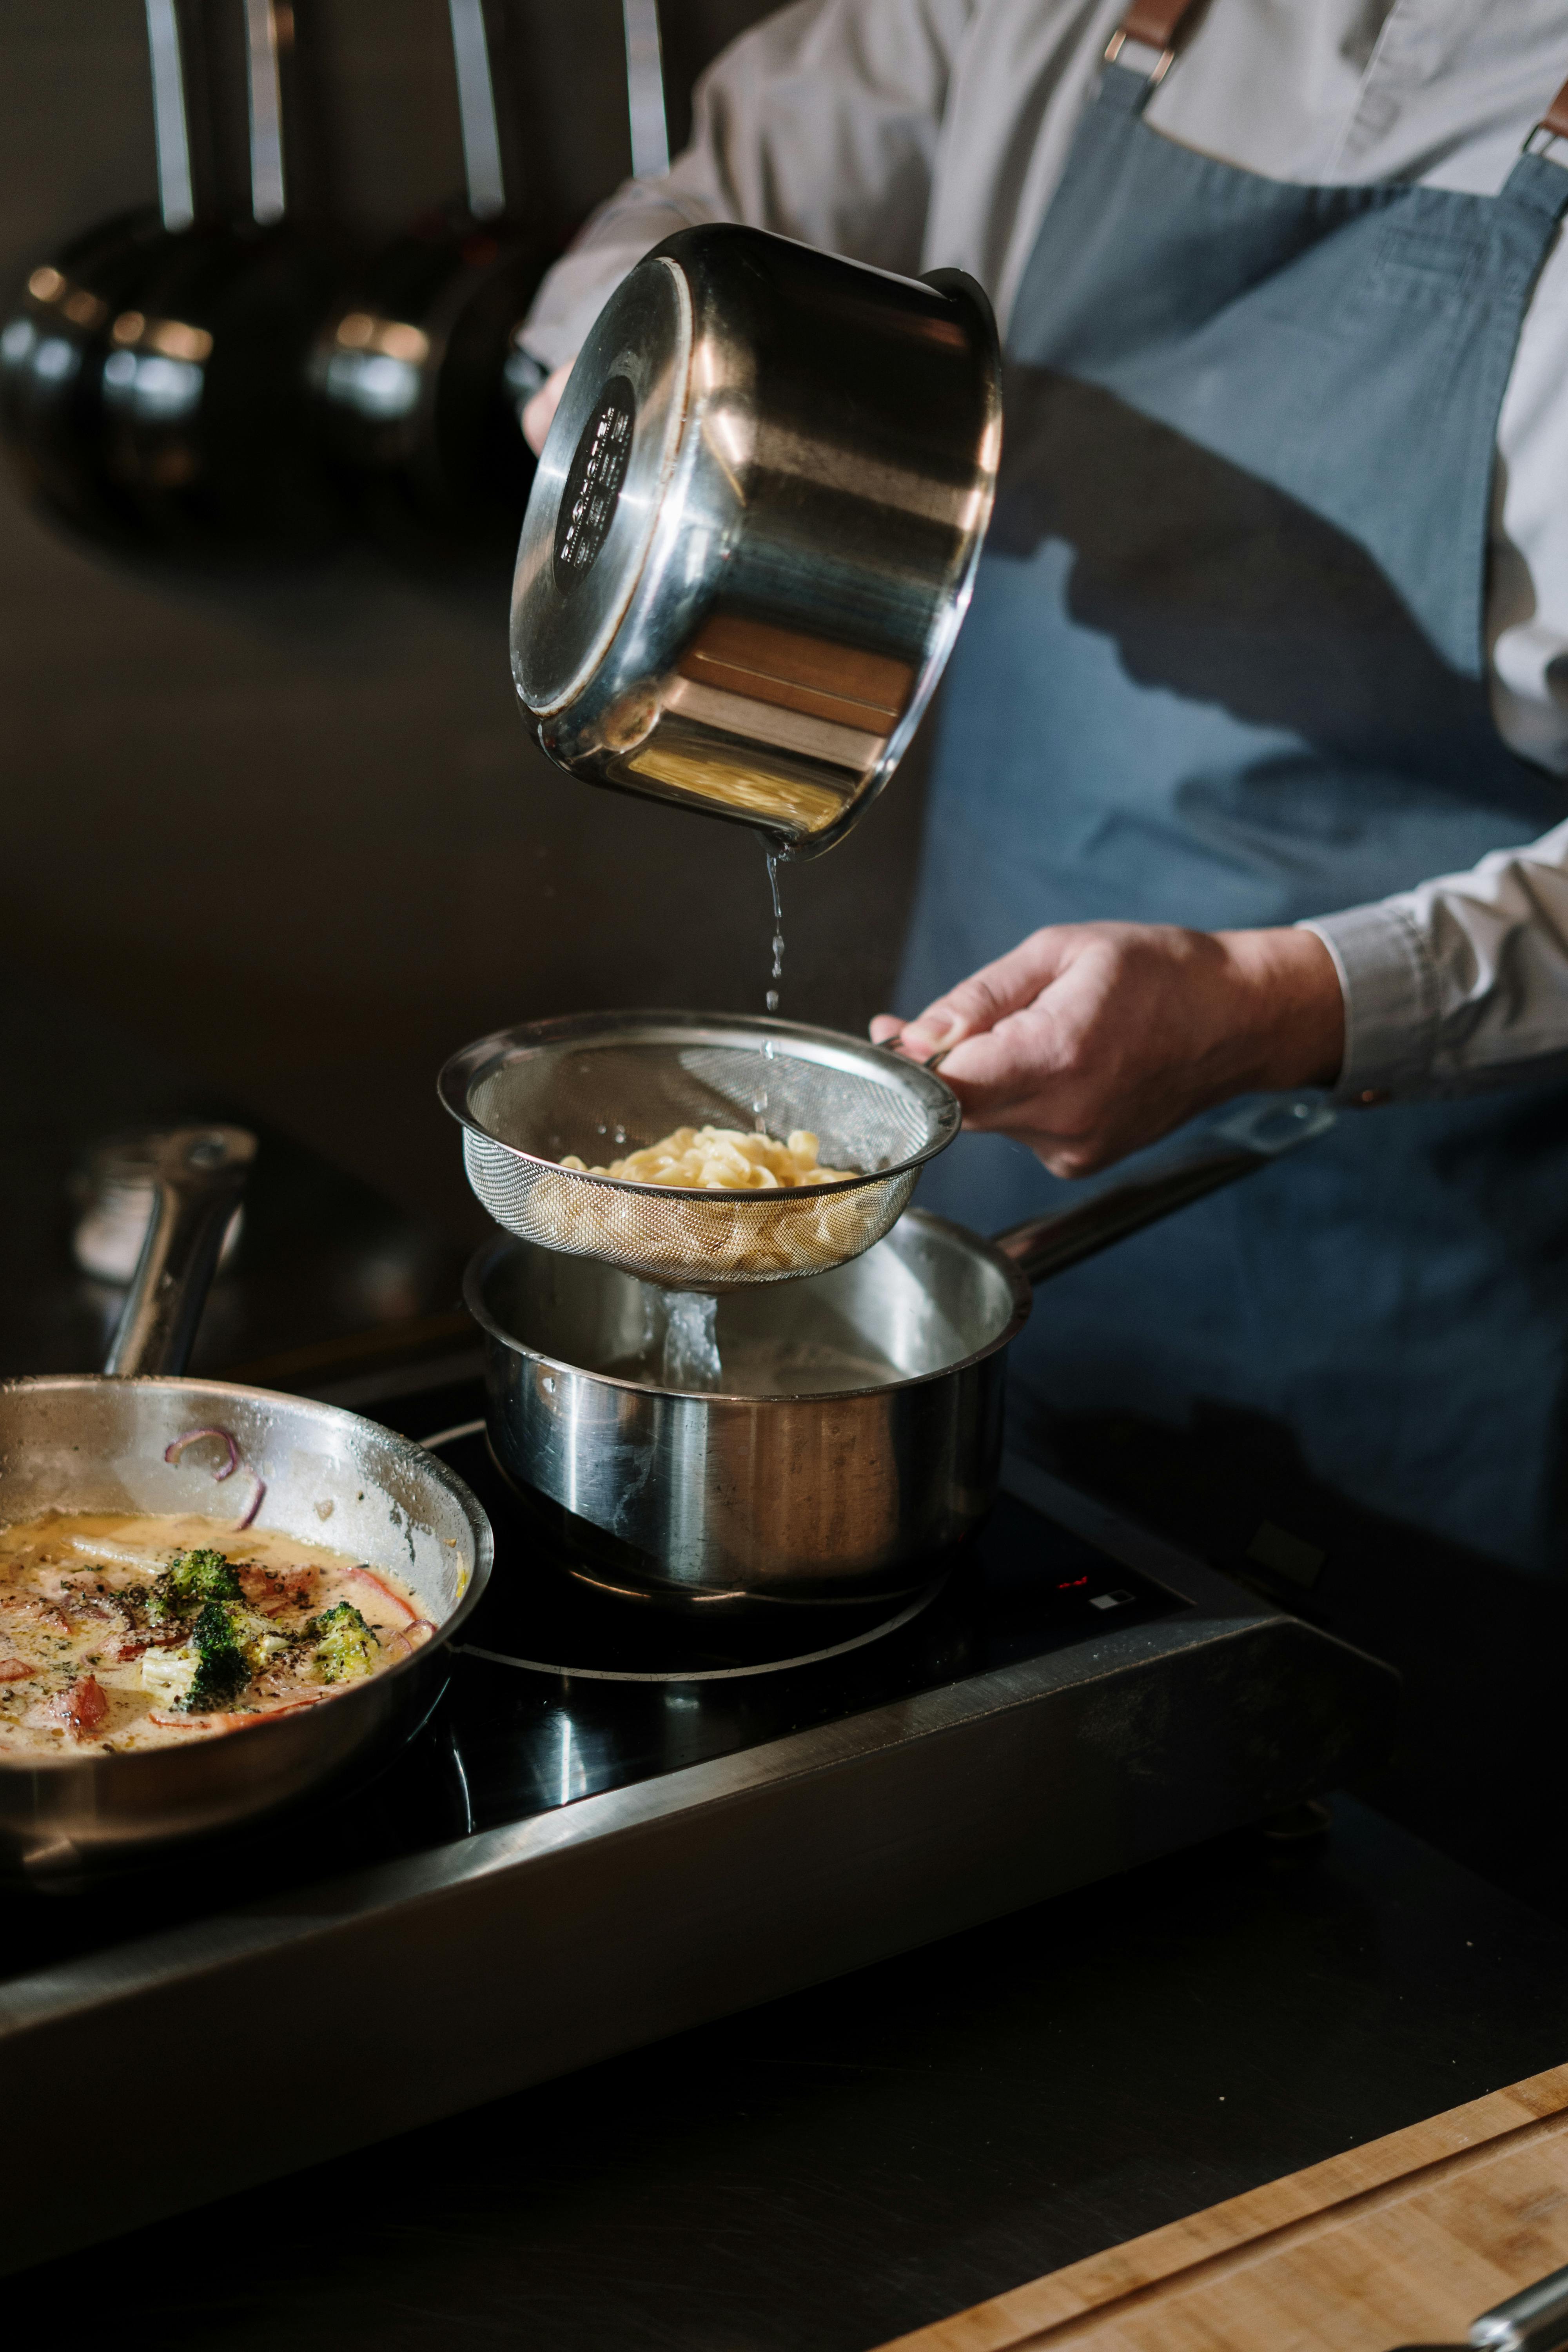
[1104,0,1207,90]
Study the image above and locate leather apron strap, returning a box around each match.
[1104,0,1207,86]
[1534,73,1568,145]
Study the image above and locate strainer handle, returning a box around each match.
[994,1096,1335,1288]
[104,1126,256,1377]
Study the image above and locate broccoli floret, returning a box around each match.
[147,1547,242,1625]
[140,1598,253,1713]
[308,1601,378,1684]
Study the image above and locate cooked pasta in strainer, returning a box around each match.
[561,1125,858,1191]
[442,1014,961,1288]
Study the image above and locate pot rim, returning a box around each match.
[463,1206,1034,1405]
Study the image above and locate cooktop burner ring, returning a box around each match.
[451,1575,947,1685]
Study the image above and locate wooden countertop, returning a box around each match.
[877,2060,1568,2352]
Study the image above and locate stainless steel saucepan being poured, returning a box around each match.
[0,1127,492,1881]
[463,1094,1337,1609]
[508,220,1003,858]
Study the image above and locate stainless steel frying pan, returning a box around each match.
[0,1127,492,1880]
[467,1096,1334,1608]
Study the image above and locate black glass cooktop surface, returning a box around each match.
[0,1386,1184,1977]
[424,1419,1183,1822]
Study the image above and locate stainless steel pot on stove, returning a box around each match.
[0,1126,492,1880]
[509,222,1003,858]
[466,1096,1336,1608]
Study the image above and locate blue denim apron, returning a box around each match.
[898,53,1568,1573]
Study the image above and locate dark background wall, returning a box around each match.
[2,0,931,1244]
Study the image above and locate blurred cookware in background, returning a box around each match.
[0,1125,492,1882]
[503,0,671,417]
[309,0,554,564]
[0,0,206,549]
[3,0,347,564]
[96,0,347,558]
[509,211,1002,860]
[72,1127,243,1285]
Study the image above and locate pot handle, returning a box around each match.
[145,0,196,232]
[449,0,507,220]
[104,1125,256,1378]
[994,1096,1336,1288]
[622,0,670,181]
[243,0,287,225]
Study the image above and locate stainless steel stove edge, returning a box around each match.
[0,1499,1396,2276]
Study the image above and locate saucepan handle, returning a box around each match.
[994,1096,1336,1288]
[104,1125,257,1377]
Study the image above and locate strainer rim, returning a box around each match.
[437,1009,961,1202]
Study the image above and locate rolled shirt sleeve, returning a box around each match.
[1301,815,1568,1099]
[520,0,973,370]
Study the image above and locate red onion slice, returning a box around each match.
[164,1426,240,1482]
[163,1423,264,1529]
[233,1473,266,1532]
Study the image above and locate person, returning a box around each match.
[518,0,1568,1575]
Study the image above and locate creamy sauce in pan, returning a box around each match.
[0,1511,429,1757]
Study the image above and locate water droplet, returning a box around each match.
[761,843,785,1020]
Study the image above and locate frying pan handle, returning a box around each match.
[993,1096,1336,1288]
[449,0,507,220]
[623,0,670,181]
[104,1126,257,1378]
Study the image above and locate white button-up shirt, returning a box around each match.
[522,0,1568,1099]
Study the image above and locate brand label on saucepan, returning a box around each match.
[554,374,636,597]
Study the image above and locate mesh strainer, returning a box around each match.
[438,1012,961,1290]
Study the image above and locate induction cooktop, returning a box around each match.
[0,1374,1396,2276]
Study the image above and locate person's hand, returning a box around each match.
[522,361,573,456]
[870,922,1344,1177]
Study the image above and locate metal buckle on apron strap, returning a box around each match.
[1524,73,1568,160]
[1103,0,1205,87]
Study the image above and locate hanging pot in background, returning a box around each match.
[98,0,349,560]
[0,0,203,550]
[1,0,348,567]
[308,0,554,564]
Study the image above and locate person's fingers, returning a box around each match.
[868,1014,906,1045]
[523,361,574,455]
[928,1005,1080,1126]
[896,929,1079,1058]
